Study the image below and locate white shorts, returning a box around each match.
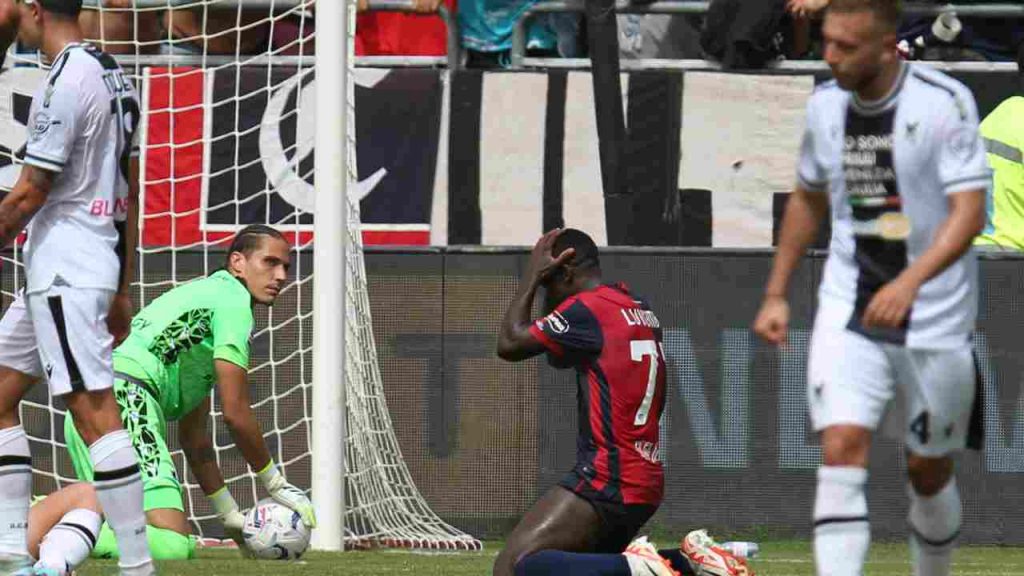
[807,325,979,457]
[0,286,115,396]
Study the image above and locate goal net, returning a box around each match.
[2,0,479,552]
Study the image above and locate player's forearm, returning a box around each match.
[497,277,539,359]
[224,408,273,473]
[0,170,50,248]
[765,188,828,298]
[898,190,985,289]
[118,162,141,294]
[182,438,227,495]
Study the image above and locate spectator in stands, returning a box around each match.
[79,0,161,55]
[619,13,702,59]
[788,0,1023,61]
[161,6,273,55]
[975,46,1024,251]
[460,0,580,68]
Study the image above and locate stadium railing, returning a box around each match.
[510,1,1024,69]
[79,0,459,69]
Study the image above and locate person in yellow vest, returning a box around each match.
[974,48,1024,251]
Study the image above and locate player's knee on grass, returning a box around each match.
[906,453,954,496]
[820,425,871,467]
[93,523,195,560]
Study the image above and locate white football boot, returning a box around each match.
[680,529,754,576]
[623,536,680,576]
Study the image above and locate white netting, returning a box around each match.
[4,0,478,551]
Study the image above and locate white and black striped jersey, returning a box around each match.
[23,42,140,294]
[798,62,990,349]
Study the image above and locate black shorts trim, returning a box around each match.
[47,295,85,392]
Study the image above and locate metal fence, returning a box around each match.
[511,2,1024,68]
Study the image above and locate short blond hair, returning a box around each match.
[827,0,901,32]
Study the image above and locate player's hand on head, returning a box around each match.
[107,292,134,346]
[753,295,789,346]
[862,276,918,329]
[527,228,575,285]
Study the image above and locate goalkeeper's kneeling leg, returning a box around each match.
[93,523,196,560]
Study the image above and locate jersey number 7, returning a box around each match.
[631,340,664,426]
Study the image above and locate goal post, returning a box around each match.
[311,0,347,552]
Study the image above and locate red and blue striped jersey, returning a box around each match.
[528,283,666,505]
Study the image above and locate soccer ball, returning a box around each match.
[242,499,310,560]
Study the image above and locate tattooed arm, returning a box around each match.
[0,165,54,248]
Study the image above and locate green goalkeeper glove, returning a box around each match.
[257,460,317,528]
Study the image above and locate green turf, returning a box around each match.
[71,541,1024,575]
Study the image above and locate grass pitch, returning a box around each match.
[73,541,1024,575]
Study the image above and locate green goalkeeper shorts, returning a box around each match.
[92,523,196,560]
[64,373,185,512]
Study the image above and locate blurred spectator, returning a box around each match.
[460,0,580,68]
[161,6,272,55]
[898,7,1022,62]
[356,0,453,56]
[702,0,789,68]
[974,48,1024,251]
[79,1,161,55]
[618,14,702,59]
[787,0,1024,62]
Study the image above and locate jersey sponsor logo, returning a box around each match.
[90,197,129,217]
[633,440,661,465]
[29,111,61,142]
[545,310,570,334]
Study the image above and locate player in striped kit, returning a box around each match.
[754,1,989,575]
[0,1,153,574]
[495,229,751,576]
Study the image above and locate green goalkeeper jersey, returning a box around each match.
[114,269,254,421]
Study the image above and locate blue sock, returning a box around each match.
[659,548,696,575]
[515,550,631,576]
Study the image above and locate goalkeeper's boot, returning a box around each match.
[623,536,680,576]
[681,529,753,576]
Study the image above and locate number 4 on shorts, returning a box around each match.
[910,411,930,445]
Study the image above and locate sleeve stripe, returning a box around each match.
[797,174,828,192]
[23,156,64,173]
[25,152,65,167]
[528,324,564,357]
[943,174,991,189]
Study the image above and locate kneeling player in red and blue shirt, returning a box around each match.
[495,229,752,576]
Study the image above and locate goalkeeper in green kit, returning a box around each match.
[25,225,316,574]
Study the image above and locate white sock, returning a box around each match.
[0,426,32,564]
[814,466,870,576]
[89,430,153,576]
[908,479,961,576]
[36,508,102,575]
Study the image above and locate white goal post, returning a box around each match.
[311,0,346,551]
